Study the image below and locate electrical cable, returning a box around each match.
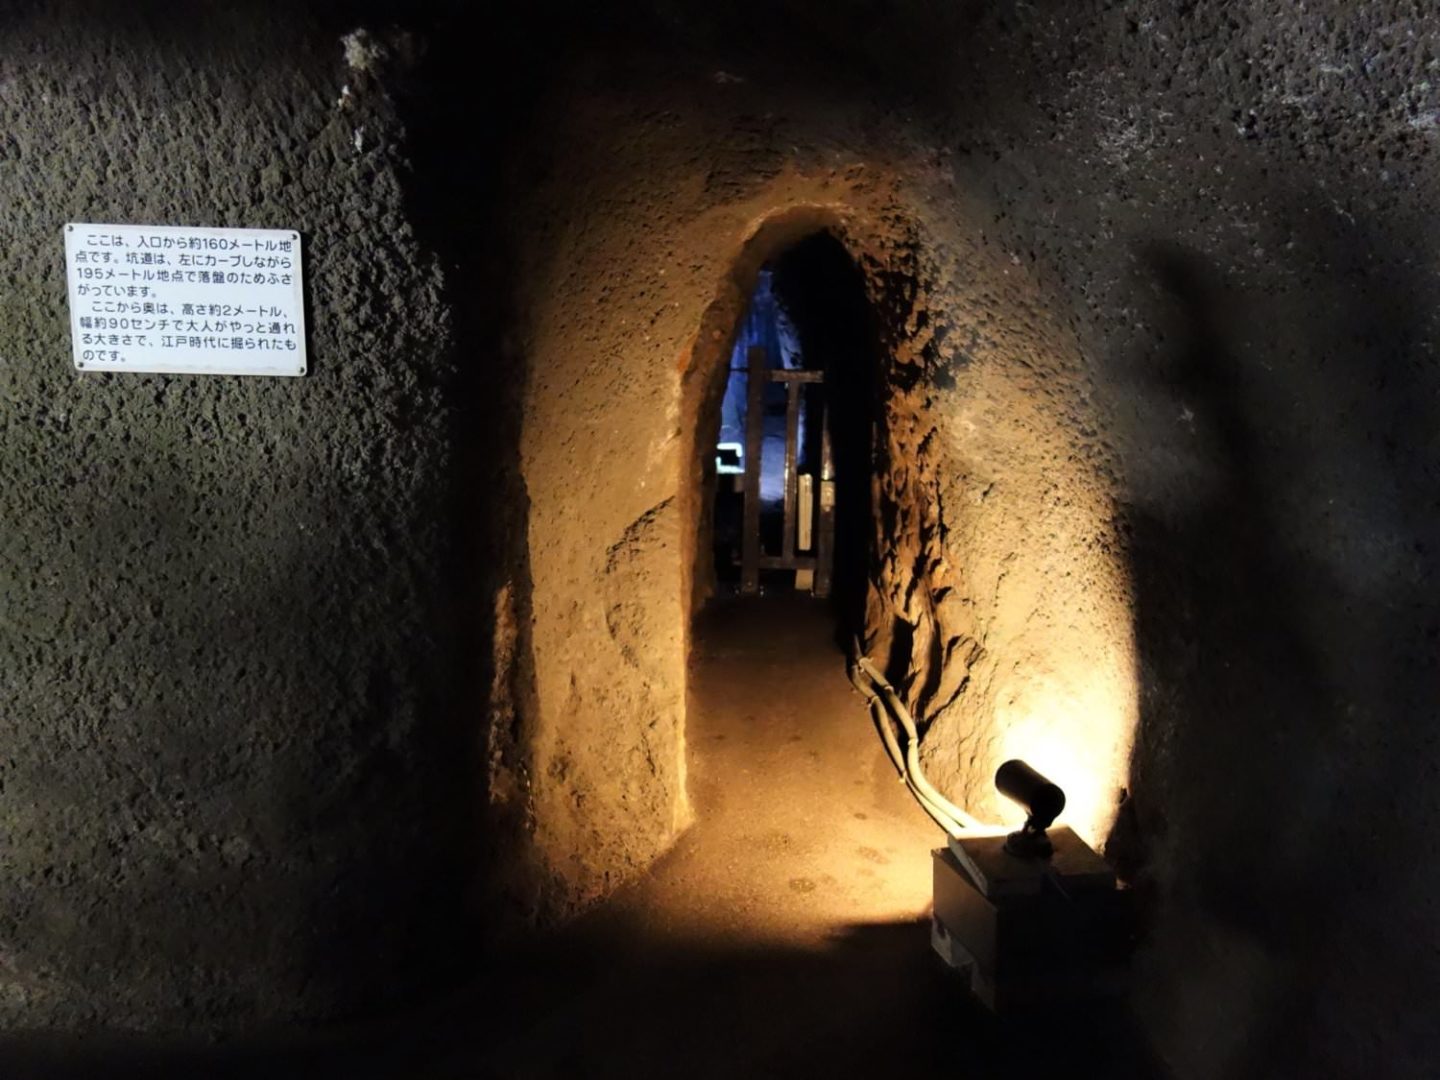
[846,660,906,777]
[849,647,999,837]
[852,654,989,832]
[847,657,965,835]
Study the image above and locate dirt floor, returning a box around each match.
[3,594,1161,1079]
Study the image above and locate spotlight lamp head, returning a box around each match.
[995,759,1066,859]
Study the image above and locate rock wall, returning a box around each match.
[0,3,492,1029]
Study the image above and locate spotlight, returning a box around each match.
[930,760,1133,1010]
[994,759,1065,859]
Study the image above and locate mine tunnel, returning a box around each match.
[4,3,1440,1079]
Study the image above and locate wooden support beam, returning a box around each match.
[781,380,800,563]
[815,399,836,599]
[767,369,824,383]
[758,555,817,571]
[740,345,766,595]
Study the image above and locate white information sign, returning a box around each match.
[64,223,307,376]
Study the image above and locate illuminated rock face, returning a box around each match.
[509,152,1135,914]
[3,2,1440,1074]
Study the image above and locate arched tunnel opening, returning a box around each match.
[705,229,878,639]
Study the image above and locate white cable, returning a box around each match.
[847,661,906,778]
[870,697,968,837]
[851,653,989,833]
[847,657,965,834]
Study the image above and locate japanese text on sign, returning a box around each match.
[64,223,307,376]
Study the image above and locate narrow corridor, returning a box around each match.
[607,593,942,944]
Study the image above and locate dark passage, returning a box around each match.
[710,233,877,644]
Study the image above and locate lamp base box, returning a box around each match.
[931,828,1136,1012]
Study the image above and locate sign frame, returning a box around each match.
[64,222,308,377]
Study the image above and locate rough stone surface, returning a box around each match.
[0,2,482,1030]
[3,2,1440,1076]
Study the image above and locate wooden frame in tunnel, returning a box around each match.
[738,346,832,595]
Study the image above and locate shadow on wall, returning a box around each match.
[1113,231,1440,1078]
[386,20,553,928]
